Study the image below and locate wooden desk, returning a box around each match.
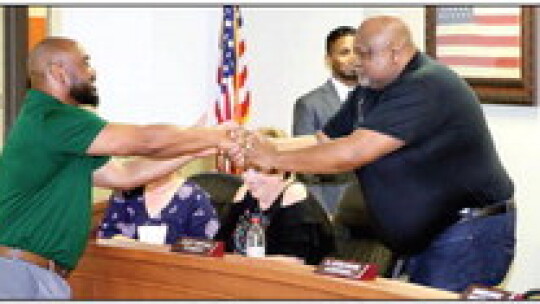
[67,241,458,300]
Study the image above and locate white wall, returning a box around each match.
[243,7,425,132]
[51,7,221,125]
[484,105,540,290]
[50,6,539,292]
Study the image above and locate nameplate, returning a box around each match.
[315,258,378,281]
[461,285,523,300]
[171,237,224,257]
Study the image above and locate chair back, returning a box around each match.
[333,182,396,277]
[186,172,243,221]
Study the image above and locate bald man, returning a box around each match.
[236,16,515,292]
[0,37,234,299]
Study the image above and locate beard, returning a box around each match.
[340,72,359,82]
[334,67,358,83]
[69,81,100,107]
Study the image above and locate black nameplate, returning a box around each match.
[171,237,224,257]
[461,285,522,300]
[315,258,378,281]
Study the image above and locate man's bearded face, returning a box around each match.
[69,76,99,107]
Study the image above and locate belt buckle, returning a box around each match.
[459,208,476,218]
[458,207,484,222]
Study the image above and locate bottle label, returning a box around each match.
[246,246,265,258]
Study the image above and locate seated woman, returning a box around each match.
[215,128,335,265]
[98,171,220,244]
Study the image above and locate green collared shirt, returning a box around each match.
[0,89,110,269]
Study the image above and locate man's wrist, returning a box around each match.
[216,128,230,144]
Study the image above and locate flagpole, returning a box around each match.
[232,6,241,125]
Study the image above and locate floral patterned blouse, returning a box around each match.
[98,181,220,244]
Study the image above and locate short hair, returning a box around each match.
[326,26,356,54]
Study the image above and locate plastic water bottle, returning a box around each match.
[245,216,265,258]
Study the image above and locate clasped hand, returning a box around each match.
[220,127,277,172]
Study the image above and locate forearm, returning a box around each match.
[272,138,359,174]
[268,129,403,174]
[269,135,318,151]
[136,126,227,158]
[88,124,229,158]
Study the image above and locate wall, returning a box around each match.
[243,7,425,132]
[50,7,221,126]
[484,105,540,290]
[50,6,539,292]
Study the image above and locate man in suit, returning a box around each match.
[292,26,360,215]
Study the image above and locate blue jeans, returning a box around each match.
[405,209,515,293]
[0,257,71,299]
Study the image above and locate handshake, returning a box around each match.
[217,125,279,173]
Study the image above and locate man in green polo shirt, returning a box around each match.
[0,37,235,299]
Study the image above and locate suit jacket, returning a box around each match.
[292,79,358,214]
[293,79,343,136]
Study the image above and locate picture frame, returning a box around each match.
[426,6,536,106]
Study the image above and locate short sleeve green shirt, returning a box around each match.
[0,90,110,269]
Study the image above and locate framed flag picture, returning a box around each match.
[426,6,536,106]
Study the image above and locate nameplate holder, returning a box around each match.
[171,237,224,257]
[461,284,523,300]
[315,258,378,281]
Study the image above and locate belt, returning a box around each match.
[459,198,515,221]
[0,246,70,278]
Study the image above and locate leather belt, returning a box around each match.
[0,246,70,278]
[459,198,515,221]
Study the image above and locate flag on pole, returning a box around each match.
[215,5,251,125]
[214,5,250,173]
[435,7,521,79]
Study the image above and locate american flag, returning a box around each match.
[435,7,521,79]
[214,5,251,125]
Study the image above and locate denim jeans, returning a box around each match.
[405,209,515,293]
[0,257,71,299]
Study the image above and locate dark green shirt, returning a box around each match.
[0,90,110,269]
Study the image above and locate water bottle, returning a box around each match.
[245,216,266,258]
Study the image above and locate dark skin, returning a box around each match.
[326,34,358,86]
[229,16,418,174]
[29,37,237,190]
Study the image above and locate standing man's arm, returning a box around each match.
[92,149,214,190]
[87,123,233,158]
[240,128,404,174]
